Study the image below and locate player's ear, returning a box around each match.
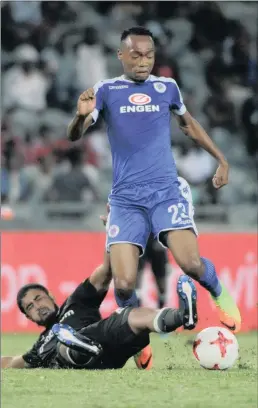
[117,49,122,60]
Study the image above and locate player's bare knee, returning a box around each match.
[180,257,203,278]
[114,276,136,291]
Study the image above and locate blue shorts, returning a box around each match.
[106,178,198,255]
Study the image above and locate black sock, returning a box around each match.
[154,308,183,333]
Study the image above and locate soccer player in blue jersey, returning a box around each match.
[68,27,241,367]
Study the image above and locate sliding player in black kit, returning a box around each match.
[1,253,197,370]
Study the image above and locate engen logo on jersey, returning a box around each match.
[120,93,160,113]
[129,93,151,105]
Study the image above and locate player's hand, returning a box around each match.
[212,161,229,189]
[77,88,96,116]
[100,214,108,226]
[99,203,110,227]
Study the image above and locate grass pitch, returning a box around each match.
[2,332,257,408]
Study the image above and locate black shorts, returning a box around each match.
[79,307,149,369]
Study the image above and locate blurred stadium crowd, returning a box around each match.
[1,1,258,220]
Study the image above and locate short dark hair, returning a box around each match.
[17,283,50,314]
[121,27,154,42]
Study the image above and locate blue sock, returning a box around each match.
[114,289,139,308]
[199,257,222,298]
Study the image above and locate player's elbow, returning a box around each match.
[179,125,191,135]
[176,111,195,136]
[184,117,203,141]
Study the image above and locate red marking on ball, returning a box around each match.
[210,331,233,358]
[193,339,201,360]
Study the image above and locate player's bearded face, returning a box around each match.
[34,303,59,327]
[22,289,59,327]
[118,35,155,81]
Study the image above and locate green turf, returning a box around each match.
[2,332,257,408]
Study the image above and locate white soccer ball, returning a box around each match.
[193,327,239,370]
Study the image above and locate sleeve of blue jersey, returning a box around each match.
[169,80,187,116]
[90,81,105,124]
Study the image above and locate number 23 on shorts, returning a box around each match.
[168,202,192,225]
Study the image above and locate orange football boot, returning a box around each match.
[134,344,153,370]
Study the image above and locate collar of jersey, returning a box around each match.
[120,75,151,83]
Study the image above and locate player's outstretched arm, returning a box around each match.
[67,88,96,141]
[88,203,112,291]
[1,355,26,369]
[88,204,112,291]
[89,252,112,292]
[175,111,229,189]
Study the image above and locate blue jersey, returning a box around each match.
[91,75,186,192]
